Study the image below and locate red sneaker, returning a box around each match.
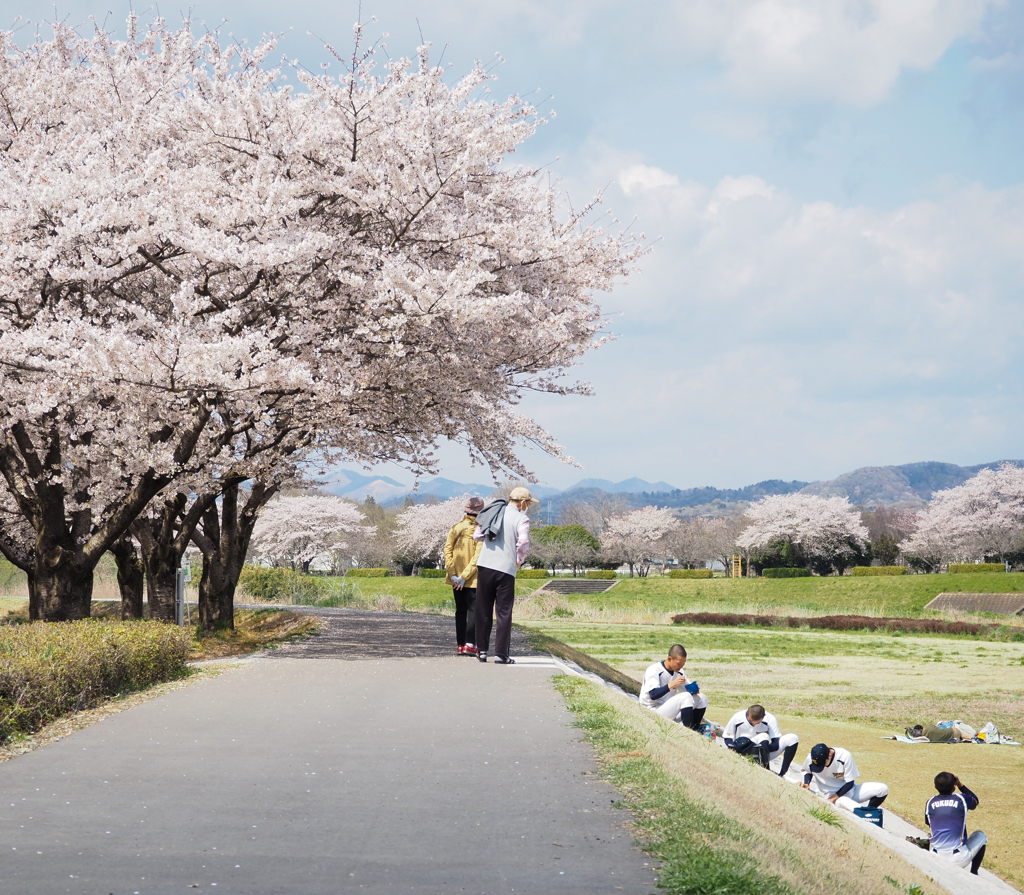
[457,645,465,656]
[463,645,479,657]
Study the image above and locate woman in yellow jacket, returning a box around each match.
[444,497,485,656]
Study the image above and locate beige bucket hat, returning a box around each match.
[509,486,540,507]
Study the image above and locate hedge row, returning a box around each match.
[417,568,446,578]
[238,566,329,602]
[762,568,811,579]
[518,569,550,579]
[345,568,390,578]
[0,620,191,741]
[949,563,1004,574]
[851,566,907,576]
[668,569,713,579]
[584,571,618,580]
[670,612,1024,639]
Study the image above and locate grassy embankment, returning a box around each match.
[555,675,940,895]
[242,570,1024,621]
[525,619,1024,887]
[520,571,1024,622]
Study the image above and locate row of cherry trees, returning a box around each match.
[246,462,1024,580]
[0,18,640,624]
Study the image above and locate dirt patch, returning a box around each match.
[189,609,320,660]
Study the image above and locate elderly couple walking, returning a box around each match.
[443,487,537,664]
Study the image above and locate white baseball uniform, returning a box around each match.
[800,746,888,810]
[640,661,709,721]
[723,709,799,769]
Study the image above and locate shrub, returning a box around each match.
[761,568,811,579]
[668,569,713,579]
[851,566,906,576]
[238,566,329,602]
[345,568,391,578]
[0,620,190,741]
[584,571,618,579]
[948,562,1004,574]
[518,569,550,579]
[418,568,446,578]
[672,613,776,627]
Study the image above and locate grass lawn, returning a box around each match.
[539,571,1024,620]
[526,618,1024,888]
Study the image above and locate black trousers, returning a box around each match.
[454,586,476,646]
[474,566,516,657]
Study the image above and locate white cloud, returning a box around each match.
[671,0,1001,106]
[514,158,1024,485]
[618,163,682,195]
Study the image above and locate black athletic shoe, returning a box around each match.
[494,656,516,665]
[477,651,488,662]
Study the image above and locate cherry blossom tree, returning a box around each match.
[0,17,642,621]
[664,517,740,570]
[601,506,677,577]
[250,494,369,573]
[394,497,469,569]
[736,494,869,575]
[903,463,1024,569]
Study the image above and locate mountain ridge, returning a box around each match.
[324,460,1023,510]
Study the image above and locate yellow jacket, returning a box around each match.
[444,516,483,587]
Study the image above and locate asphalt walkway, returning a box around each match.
[0,610,655,894]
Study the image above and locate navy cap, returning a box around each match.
[809,743,831,773]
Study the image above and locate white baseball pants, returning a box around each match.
[833,782,889,811]
[769,732,799,760]
[652,691,709,721]
[933,831,987,870]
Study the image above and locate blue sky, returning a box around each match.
[8,0,1024,490]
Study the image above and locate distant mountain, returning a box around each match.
[799,460,1023,507]
[324,469,409,502]
[567,477,678,494]
[326,469,561,506]
[410,477,493,500]
[325,459,1022,514]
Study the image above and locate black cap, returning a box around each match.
[809,743,831,773]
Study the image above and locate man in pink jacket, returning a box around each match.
[473,487,535,664]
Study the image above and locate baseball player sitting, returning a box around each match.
[799,743,888,811]
[924,772,987,875]
[722,704,800,777]
[639,644,708,731]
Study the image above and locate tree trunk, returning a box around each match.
[26,569,39,620]
[33,544,93,620]
[110,536,145,620]
[132,492,213,623]
[193,480,276,631]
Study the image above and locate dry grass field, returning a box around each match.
[527,619,1024,889]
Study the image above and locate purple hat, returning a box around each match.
[465,497,485,514]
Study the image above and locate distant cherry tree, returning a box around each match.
[736,494,869,575]
[250,495,370,573]
[395,498,470,569]
[601,506,677,577]
[903,463,1024,569]
[663,516,740,570]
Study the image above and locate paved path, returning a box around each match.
[0,611,655,894]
